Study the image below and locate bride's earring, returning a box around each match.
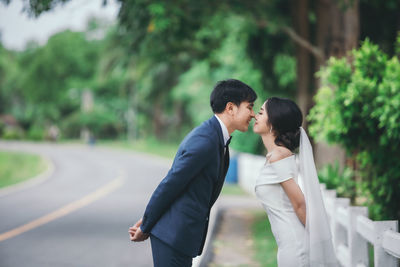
[269,127,273,134]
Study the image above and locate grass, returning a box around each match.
[251,211,377,267]
[0,151,47,188]
[221,183,248,196]
[251,211,278,267]
[0,138,176,190]
[96,138,179,159]
[0,138,247,193]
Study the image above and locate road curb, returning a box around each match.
[193,200,223,267]
[0,154,55,197]
[194,195,262,266]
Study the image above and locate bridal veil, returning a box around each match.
[298,127,338,266]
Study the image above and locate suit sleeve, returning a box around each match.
[140,134,216,233]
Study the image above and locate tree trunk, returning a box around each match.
[315,0,359,64]
[313,0,359,169]
[173,100,185,139]
[293,0,311,123]
[152,97,163,139]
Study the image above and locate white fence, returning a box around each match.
[236,152,400,267]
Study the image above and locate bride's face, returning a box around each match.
[253,102,271,134]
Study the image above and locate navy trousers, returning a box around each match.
[150,235,193,267]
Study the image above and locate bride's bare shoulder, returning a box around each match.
[269,146,293,163]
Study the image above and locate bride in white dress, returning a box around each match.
[253,97,338,267]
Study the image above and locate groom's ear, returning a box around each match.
[225,102,236,115]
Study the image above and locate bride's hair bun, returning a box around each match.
[275,128,301,151]
[265,97,303,151]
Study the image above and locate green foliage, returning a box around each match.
[372,56,400,145]
[6,0,72,17]
[113,0,297,146]
[396,32,400,55]
[171,14,267,153]
[309,40,386,149]
[0,46,20,114]
[80,106,123,139]
[0,2,297,153]
[27,124,46,141]
[60,111,81,138]
[117,0,212,62]
[171,61,214,126]
[0,120,4,136]
[2,127,24,140]
[0,28,102,137]
[318,161,356,200]
[273,54,296,88]
[0,19,133,139]
[309,39,400,220]
[59,105,124,140]
[356,149,400,220]
[19,30,99,106]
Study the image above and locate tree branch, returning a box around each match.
[280,26,324,61]
[256,20,324,61]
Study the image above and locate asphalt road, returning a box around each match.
[0,141,171,267]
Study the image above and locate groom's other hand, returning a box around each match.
[130,227,149,242]
[129,218,149,242]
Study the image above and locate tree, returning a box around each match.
[18,30,100,123]
[3,0,399,154]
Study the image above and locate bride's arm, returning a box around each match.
[281,179,306,226]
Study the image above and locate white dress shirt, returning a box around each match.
[214,114,230,146]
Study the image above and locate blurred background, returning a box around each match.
[0,0,399,229]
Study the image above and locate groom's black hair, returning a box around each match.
[210,79,257,113]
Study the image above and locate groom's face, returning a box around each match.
[231,101,255,132]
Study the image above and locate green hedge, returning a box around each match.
[309,38,400,220]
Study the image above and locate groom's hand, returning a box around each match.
[129,218,149,242]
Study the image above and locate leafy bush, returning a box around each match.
[2,127,24,140]
[318,161,356,201]
[0,121,4,136]
[27,124,46,141]
[60,112,81,139]
[309,39,400,220]
[80,107,123,139]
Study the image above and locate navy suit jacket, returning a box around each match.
[140,116,229,257]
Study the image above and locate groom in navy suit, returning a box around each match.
[129,79,257,266]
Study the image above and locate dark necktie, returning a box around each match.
[224,136,232,155]
[223,137,230,173]
[225,136,232,147]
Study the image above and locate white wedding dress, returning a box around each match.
[255,153,309,267]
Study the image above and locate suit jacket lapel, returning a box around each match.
[209,146,230,207]
[209,116,226,180]
[222,147,230,178]
[210,116,225,153]
[208,116,230,207]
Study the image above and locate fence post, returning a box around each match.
[323,189,337,238]
[348,206,369,266]
[333,198,350,254]
[374,221,398,267]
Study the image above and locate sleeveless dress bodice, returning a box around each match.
[255,154,309,267]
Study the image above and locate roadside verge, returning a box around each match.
[0,153,54,197]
